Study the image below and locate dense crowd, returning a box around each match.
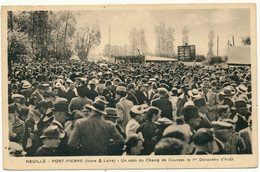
[8,60,252,156]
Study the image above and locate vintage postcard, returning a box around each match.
[1,3,257,170]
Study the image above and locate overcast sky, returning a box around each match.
[76,8,250,56]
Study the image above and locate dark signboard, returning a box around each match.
[178,45,196,61]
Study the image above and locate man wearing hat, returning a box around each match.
[9,104,25,145]
[233,84,248,101]
[104,108,126,155]
[115,86,134,130]
[8,84,19,104]
[201,80,219,122]
[151,88,173,120]
[182,105,201,135]
[233,99,251,132]
[239,116,252,154]
[126,83,139,105]
[47,98,70,155]
[176,84,189,117]
[35,125,65,156]
[135,83,149,105]
[137,106,161,155]
[68,98,124,155]
[34,100,53,133]
[68,86,93,113]
[193,97,212,130]
[64,79,77,103]
[105,108,126,139]
[212,121,246,154]
[146,81,156,104]
[88,80,98,101]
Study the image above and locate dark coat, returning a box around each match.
[151,97,173,120]
[138,121,158,155]
[69,97,93,112]
[235,115,249,132]
[35,147,59,156]
[176,93,188,117]
[48,120,69,156]
[88,89,98,102]
[65,89,77,103]
[126,92,139,105]
[68,115,124,156]
[135,90,148,105]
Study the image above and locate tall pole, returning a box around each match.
[217,34,219,58]
[232,35,235,46]
[109,26,111,57]
[228,39,230,54]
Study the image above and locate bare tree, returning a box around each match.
[74,25,101,61]
[207,31,215,58]
[154,21,175,57]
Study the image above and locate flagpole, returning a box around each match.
[109,25,111,57]
[217,34,219,58]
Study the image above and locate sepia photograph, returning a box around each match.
[1,3,257,170]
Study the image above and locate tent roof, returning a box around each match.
[145,56,178,62]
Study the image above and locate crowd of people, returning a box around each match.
[8,59,252,156]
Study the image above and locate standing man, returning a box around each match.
[116,86,134,130]
[68,98,124,155]
[151,88,173,120]
[48,98,70,156]
[176,84,189,117]
[35,125,65,156]
[69,86,93,113]
[126,83,139,105]
[201,80,219,121]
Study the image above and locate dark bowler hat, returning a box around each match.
[9,104,18,113]
[127,83,135,90]
[35,100,50,109]
[158,87,169,97]
[88,98,108,115]
[193,97,206,107]
[53,98,69,112]
[105,108,119,118]
[235,99,247,109]
[182,105,200,122]
[40,125,65,139]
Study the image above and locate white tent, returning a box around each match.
[70,54,81,61]
[228,46,251,65]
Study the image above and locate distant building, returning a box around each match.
[113,55,177,64]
